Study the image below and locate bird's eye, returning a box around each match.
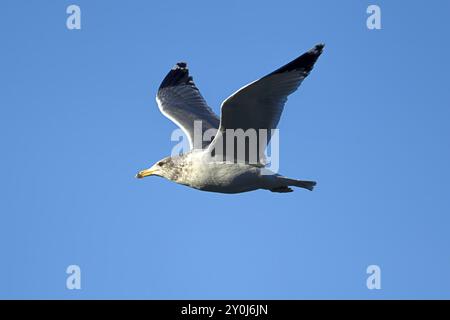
[157,161,165,167]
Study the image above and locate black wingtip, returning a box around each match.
[313,43,325,55]
[175,62,187,69]
[269,43,325,76]
[159,61,196,90]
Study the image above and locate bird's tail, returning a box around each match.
[270,177,317,192]
[291,179,316,191]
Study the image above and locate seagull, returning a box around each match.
[136,44,324,193]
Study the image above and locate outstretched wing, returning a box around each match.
[208,44,324,164]
[156,62,220,150]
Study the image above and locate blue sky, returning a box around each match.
[1,0,450,299]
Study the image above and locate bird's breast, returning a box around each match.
[182,161,263,193]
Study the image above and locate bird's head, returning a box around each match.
[135,156,181,181]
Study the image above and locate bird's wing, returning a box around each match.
[156,62,220,150]
[208,44,324,164]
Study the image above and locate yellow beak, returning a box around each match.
[135,168,157,179]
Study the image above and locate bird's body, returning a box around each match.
[136,44,324,194]
[150,151,315,194]
[169,151,266,193]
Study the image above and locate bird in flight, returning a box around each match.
[136,44,324,193]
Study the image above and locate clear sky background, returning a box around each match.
[1,0,449,299]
